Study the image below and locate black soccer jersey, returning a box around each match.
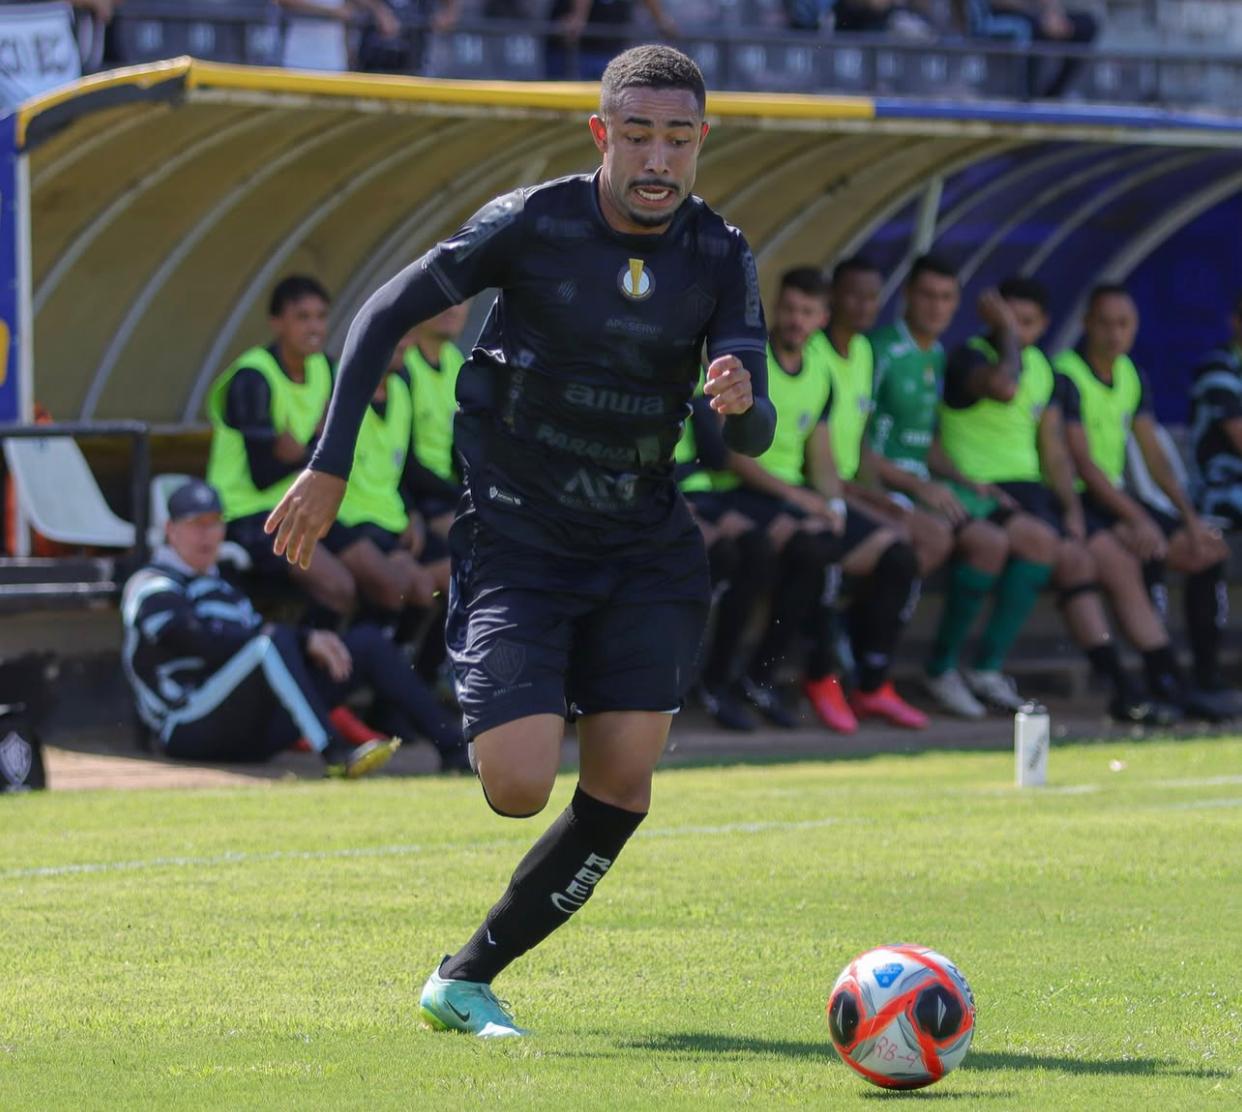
[313,171,771,555]
[1189,345,1242,489]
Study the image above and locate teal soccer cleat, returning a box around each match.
[419,962,529,1039]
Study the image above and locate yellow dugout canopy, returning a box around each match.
[8,57,1242,428]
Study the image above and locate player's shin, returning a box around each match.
[440,786,646,984]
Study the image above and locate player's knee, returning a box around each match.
[1008,515,1057,565]
[1055,541,1095,583]
[315,570,357,615]
[921,518,955,569]
[479,767,555,818]
[366,574,408,614]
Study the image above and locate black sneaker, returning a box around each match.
[739,677,798,729]
[1108,695,1182,728]
[697,684,756,732]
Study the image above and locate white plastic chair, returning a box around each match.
[3,436,135,550]
[148,472,251,571]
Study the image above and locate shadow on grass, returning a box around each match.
[608,1033,1230,1083]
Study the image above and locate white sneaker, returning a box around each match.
[924,670,986,719]
[963,669,1024,712]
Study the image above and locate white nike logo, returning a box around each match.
[486,929,496,946]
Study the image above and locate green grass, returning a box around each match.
[1,737,1240,1110]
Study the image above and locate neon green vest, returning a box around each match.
[406,341,465,482]
[938,338,1053,484]
[822,332,873,481]
[1053,349,1142,487]
[337,372,413,533]
[206,347,332,521]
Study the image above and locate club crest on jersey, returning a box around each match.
[619,258,654,301]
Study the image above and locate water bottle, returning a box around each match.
[1014,702,1049,788]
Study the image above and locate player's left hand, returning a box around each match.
[265,469,347,570]
[704,355,753,415]
[1185,513,1222,559]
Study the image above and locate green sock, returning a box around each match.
[927,563,997,677]
[974,558,1053,672]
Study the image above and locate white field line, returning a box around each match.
[0,817,850,882]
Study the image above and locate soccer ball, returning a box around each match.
[826,943,975,1090]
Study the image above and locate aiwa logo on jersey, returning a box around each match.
[618,258,654,301]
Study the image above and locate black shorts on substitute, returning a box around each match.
[720,488,881,554]
[446,511,711,741]
[990,481,1067,536]
[1081,493,1181,539]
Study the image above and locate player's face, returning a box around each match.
[589,87,707,233]
[271,295,329,359]
[905,271,959,341]
[166,512,225,574]
[774,286,829,352]
[832,269,881,335]
[1005,297,1047,348]
[1085,293,1138,360]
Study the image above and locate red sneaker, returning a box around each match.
[803,675,858,734]
[849,682,929,729]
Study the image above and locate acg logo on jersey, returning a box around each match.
[618,258,654,301]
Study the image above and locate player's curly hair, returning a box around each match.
[600,45,706,117]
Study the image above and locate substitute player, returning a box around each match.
[265,46,775,1038]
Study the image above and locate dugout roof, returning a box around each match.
[12,57,1242,427]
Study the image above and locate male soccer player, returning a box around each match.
[944,279,1175,724]
[866,258,1055,717]
[1190,293,1242,527]
[1055,285,1235,718]
[265,46,774,1037]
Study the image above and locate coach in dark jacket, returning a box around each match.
[121,480,465,775]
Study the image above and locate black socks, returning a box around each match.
[441,787,646,984]
[849,542,918,693]
[1186,562,1227,689]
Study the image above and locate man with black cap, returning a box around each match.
[121,479,465,774]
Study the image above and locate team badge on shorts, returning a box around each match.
[619,258,654,301]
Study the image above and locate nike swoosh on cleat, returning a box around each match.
[445,1001,471,1022]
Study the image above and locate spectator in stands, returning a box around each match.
[1055,285,1236,717]
[944,278,1179,725]
[122,480,467,774]
[865,257,1055,718]
[405,302,469,541]
[317,337,444,631]
[674,394,781,732]
[356,0,463,73]
[275,0,400,71]
[720,265,925,733]
[545,0,679,81]
[955,0,1098,97]
[206,275,356,623]
[833,1,938,38]
[1189,294,1242,528]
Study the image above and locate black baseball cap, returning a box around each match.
[167,479,223,522]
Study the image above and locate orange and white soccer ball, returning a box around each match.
[826,943,975,1090]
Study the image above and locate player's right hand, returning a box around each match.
[919,481,967,525]
[265,469,347,570]
[306,630,353,683]
[1127,512,1167,561]
[977,289,1017,334]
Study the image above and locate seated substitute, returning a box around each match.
[865,259,1055,718]
[1189,293,1242,527]
[206,275,356,621]
[674,392,780,732]
[405,302,470,542]
[1055,285,1236,719]
[122,480,467,773]
[943,278,1178,725]
[318,338,447,628]
[723,265,925,733]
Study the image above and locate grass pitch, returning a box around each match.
[1,736,1240,1110]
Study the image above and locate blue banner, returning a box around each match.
[0,112,19,423]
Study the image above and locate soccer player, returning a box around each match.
[1055,285,1235,718]
[1189,293,1242,527]
[866,258,1055,717]
[944,279,1176,724]
[265,46,775,1037]
[206,276,356,622]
